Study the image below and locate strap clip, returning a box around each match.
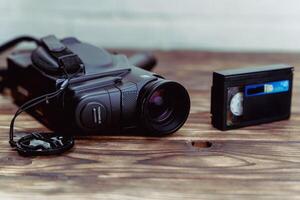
[41,35,66,53]
[40,35,85,75]
[58,54,84,74]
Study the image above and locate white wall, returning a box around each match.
[1,0,300,51]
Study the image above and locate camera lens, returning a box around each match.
[139,80,190,135]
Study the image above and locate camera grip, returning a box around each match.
[129,52,157,71]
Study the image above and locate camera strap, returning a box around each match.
[0,35,82,156]
[9,78,75,156]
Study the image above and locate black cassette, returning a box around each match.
[211,64,294,130]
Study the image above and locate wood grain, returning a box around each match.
[1,50,300,199]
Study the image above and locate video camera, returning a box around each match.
[0,35,190,156]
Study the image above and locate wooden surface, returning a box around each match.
[1,51,300,200]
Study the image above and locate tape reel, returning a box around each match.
[230,92,243,116]
[227,86,244,125]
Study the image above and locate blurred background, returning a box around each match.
[1,0,300,52]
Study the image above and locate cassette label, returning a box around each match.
[245,80,289,97]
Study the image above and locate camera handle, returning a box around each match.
[128,52,157,71]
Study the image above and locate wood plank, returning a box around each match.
[0,50,300,199]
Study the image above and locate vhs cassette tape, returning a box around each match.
[211,64,294,130]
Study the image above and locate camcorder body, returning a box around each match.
[5,36,190,136]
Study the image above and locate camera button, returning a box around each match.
[80,102,106,129]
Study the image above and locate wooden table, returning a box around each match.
[0,50,300,199]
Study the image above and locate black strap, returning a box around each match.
[0,36,40,54]
[8,77,76,156]
[41,35,85,75]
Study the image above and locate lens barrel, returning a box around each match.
[139,80,190,135]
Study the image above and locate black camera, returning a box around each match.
[4,35,190,138]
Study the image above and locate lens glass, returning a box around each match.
[148,89,173,122]
[141,81,190,135]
